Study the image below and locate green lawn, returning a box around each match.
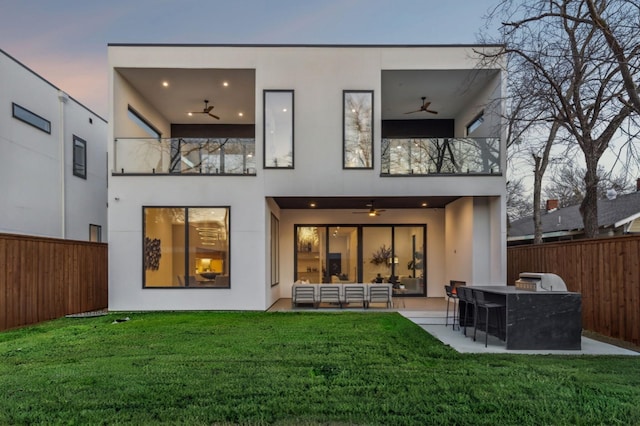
[1,312,639,425]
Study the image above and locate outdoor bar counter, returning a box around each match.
[470,286,582,350]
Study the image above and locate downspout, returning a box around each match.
[58,90,69,238]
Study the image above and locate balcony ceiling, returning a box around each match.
[272,196,460,210]
[116,67,499,125]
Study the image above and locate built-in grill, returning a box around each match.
[515,272,568,292]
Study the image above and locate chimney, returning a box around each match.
[546,199,559,212]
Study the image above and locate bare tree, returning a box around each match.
[507,178,533,223]
[482,0,637,238]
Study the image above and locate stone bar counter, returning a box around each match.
[471,286,582,350]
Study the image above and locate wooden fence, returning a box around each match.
[508,235,640,346]
[0,233,108,331]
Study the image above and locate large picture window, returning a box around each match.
[143,207,230,288]
[343,90,373,169]
[264,90,294,168]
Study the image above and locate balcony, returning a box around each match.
[113,138,256,175]
[381,138,501,176]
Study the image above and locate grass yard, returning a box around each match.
[1,312,639,425]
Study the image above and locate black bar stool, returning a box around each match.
[444,285,459,330]
[456,286,474,337]
[473,289,506,347]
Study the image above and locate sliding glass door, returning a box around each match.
[294,224,426,295]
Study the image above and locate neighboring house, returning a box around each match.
[108,44,507,311]
[508,185,640,245]
[0,48,108,242]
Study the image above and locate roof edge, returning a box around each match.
[107,43,505,49]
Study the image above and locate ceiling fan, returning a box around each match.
[188,99,220,119]
[404,96,438,115]
[353,200,386,217]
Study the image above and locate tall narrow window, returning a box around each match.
[127,106,161,139]
[263,90,294,168]
[73,135,87,179]
[343,90,373,169]
[466,110,484,135]
[12,103,51,133]
[271,214,280,286]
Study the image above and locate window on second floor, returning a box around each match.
[73,135,87,179]
[12,103,51,134]
[127,106,161,139]
[343,90,373,169]
[466,111,484,136]
[264,90,294,168]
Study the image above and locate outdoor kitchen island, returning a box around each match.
[469,285,582,350]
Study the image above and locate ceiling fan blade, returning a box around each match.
[404,110,422,114]
[209,113,220,120]
[425,109,438,114]
[205,106,214,113]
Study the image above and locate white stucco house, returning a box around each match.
[107,44,506,311]
[0,48,108,242]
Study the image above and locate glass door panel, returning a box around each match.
[362,226,392,284]
[393,226,425,295]
[296,226,325,283]
[328,226,358,283]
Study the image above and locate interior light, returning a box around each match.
[421,202,428,207]
[223,81,229,87]
[162,81,169,87]
[368,211,376,217]
[283,108,287,112]
[309,202,317,208]
[188,112,193,116]
[238,112,244,117]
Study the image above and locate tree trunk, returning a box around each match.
[580,156,600,238]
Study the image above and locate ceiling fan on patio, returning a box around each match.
[188,99,220,119]
[353,200,386,217]
[404,96,438,115]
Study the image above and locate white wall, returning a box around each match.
[108,45,506,310]
[0,50,107,241]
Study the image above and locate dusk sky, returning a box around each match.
[1,0,500,117]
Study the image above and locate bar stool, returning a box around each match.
[473,290,506,347]
[444,285,459,330]
[456,286,474,337]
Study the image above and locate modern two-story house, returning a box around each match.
[1,48,108,242]
[107,44,506,311]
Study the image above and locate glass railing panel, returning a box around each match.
[381,138,501,175]
[114,137,256,175]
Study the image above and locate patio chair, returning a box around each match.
[319,284,342,308]
[473,290,506,347]
[368,284,392,309]
[456,286,475,337]
[292,285,317,308]
[343,285,366,308]
[444,285,459,330]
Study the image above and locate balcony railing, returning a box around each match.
[113,137,256,175]
[381,137,501,176]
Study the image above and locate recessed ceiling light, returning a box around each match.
[309,202,317,208]
[223,81,229,87]
[188,112,193,116]
[282,108,287,112]
[162,81,169,87]
[421,202,428,207]
[238,112,243,117]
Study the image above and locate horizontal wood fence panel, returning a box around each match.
[0,233,107,331]
[508,235,640,346]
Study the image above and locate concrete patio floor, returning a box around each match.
[271,297,639,356]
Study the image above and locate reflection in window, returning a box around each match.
[343,90,373,169]
[89,224,102,242]
[143,207,230,288]
[264,90,294,168]
[128,106,161,139]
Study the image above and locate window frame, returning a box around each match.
[343,90,374,169]
[73,135,87,179]
[142,206,231,289]
[89,224,102,242]
[270,213,280,286]
[127,105,161,139]
[263,90,294,169]
[12,102,51,134]
[466,110,484,136]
